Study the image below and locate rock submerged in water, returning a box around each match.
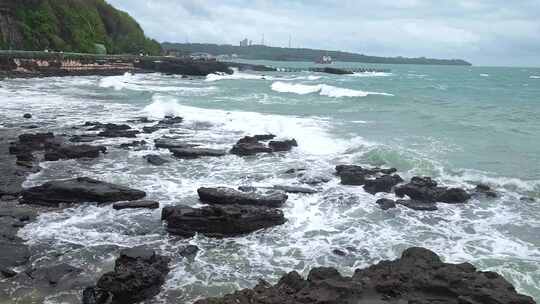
[20,177,146,207]
[198,187,288,207]
[363,174,403,194]
[82,247,170,304]
[144,154,169,166]
[162,204,286,237]
[194,247,535,304]
[154,138,199,150]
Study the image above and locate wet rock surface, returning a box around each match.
[198,187,288,207]
[112,200,159,210]
[82,247,170,304]
[336,165,397,186]
[44,144,106,161]
[395,176,470,204]
[21,177,146,207]
[154,138,199,150]
[162,204,286,237]
[170,147,227,159]
[230,135,297,156]
[195,247,535,304]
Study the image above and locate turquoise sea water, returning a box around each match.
[0,61,539,302]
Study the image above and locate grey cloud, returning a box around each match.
[107,0,540,66]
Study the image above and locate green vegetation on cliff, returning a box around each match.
[3,0,161,55]
[163,43,472,66]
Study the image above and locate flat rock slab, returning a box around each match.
[21,177,146,207]
[44,144,106,161]
[83,247,170,304]
[198,187,288,207]
[113,200,159,210]
[162,204,286,238]
[170,148,227,159]
[194,247,535,304]
[336,165,397,186]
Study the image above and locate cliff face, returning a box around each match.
[0,0,161,55]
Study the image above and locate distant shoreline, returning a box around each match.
[162,42,472,66]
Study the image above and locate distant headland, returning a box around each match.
[162,42,472,66]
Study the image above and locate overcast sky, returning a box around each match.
[107,0,540,67]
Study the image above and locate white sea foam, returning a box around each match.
[530,75,540,79]
[205,69,271,82]
[143,95,363,155]
[271,81,394,97]
[480,73,490,77]
[351,72,393,77]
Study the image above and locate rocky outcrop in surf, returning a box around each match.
[198,187,288,208]
[195,247,535,304]
[230,135,297,156]
[20,177,146,207]
[82,247,170,304]
[161,204,286,237]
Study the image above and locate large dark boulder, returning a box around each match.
[162,204,286,238]
[230,135,297,156]
[170,148,227,159]
[198,187,288,207]
[21,177,146,207]
[363,174,403,194]
[44,144,106,161]
[82,247,170,304]
[194,247,535,304]
[395,176,470,204]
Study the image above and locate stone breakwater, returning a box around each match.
[0,112,535,304]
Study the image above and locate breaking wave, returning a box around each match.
[271,81,394,97]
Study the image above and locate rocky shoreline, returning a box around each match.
[0,113,536,303]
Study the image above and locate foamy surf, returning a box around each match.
[530,75,540,79]
[271,81,394,97]
[351,71,393,77]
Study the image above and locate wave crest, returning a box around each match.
[271,81,393,97]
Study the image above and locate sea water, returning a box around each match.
[0,61,539,303]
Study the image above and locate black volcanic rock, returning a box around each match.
[395,176,470,204]
[336,165,398,186]
[98,129,139,138]
[162,204,286,238]
[21,177,146,207]
[23,113,32,119]
[82,247,170,304]
[363,174,403,194]
[44,144,106,161]
[195,247,535,304]
[158,115,183,125]
[170,147,227,159]
[112,200,159,210]
[230,136,273,156]
[198,187,288,207]
[269,139,298,152]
